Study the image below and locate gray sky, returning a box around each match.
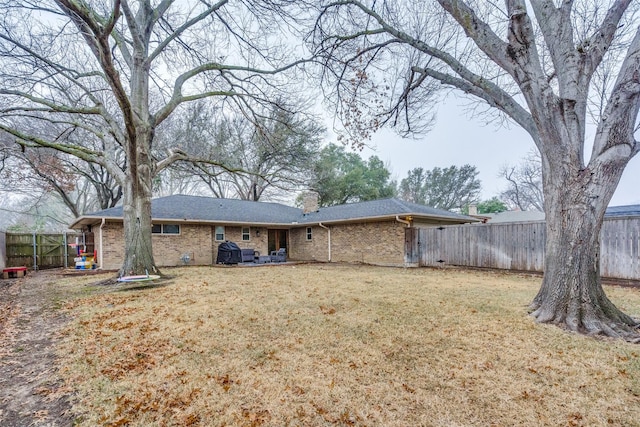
[356,97,640,207]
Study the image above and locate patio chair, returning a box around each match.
[270,248,286,263]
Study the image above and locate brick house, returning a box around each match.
[69,194,478,270]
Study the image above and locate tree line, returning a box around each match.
[3,127,526,232]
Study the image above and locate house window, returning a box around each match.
[152,224,180,235]
[215,226,225,241]
[306,227,312,241]
[242,227,250,241]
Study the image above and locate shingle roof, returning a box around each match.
[484,211,546,223]
[300,198,475,223]
[85,195,302,224]
[484,204,640,223]
[74,195,476,227]
[605,204,640,217]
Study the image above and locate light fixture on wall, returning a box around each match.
[256,229,260,237]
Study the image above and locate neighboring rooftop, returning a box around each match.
[71,195,478,229]
[484,204,640,223]
[604,204,640,218]
[484,210,546,223]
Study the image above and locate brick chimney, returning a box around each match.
[468,204,478,216]
[302,191,319,214]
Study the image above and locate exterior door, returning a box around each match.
[268,229,288,254]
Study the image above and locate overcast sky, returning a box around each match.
[353,96,640,208]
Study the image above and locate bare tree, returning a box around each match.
[0,145,123,217]
[313,1,640,340]
[0,1,308,276]
[499,150,544,211]
[156,99,324,201]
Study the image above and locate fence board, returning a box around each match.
[0,231,5,269]
[5,232,90,269]
[417,218,639,280]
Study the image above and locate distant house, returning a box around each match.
[483,210,545,223]
[69,195,478,269]
[483,204,640,223]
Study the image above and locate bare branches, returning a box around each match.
[154,57,309,125]
[0,124,104,165]
[499,150,544,211]
[147,0,228,64]
[436,0,513,74]
[591,24,640,161]
[580,0,634,76]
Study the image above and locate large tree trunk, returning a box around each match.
[119,126,159,277]
[120,177,156,276]
[529,153,639,340]
[118,23,159,277]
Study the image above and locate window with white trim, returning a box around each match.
[152,224,180,235]
[242,227,250,241]
[215,226,225,241]
[306,227,312,241]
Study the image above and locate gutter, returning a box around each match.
[395,215,412,227]
[318,222,331,262]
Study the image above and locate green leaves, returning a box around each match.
[309,143,396,207]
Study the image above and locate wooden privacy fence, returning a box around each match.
[0,231,5,269]
[407,217,640,281]
[4,232,93,270]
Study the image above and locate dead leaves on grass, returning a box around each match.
[213,373,238,392]
[57,265,640,426]
[103,385,203,427]
[319,305,336,315]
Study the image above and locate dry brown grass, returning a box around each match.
[58,264,640,426]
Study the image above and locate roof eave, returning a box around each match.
[70,211,479,230]
[303,212,480,226]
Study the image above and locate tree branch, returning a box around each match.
[147,0,228,64]
[154,59,307,125]
[0,125,102,164]
[0,89,101,115]
[411,65,539,141]
[581,0,634,76]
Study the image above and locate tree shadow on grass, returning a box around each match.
[89,275,175,292]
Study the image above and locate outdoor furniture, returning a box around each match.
[216,241,242,264]
[270,248,286,263]
[241,249,258,263]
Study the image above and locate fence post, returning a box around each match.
[32,232,38,270]
[63,232,68,268]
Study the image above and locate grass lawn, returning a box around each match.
[58,264,640,426]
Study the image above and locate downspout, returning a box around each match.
[396,215,411,227]
[98,218,105,270]
[318,222,331,262]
